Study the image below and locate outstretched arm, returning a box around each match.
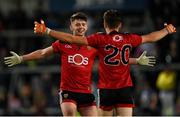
[4,46,54,67]
[129,51,156,66]
[34,20,88,45]
[34,20,176,44]
[141,23,176,43]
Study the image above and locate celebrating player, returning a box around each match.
[4,12,97,116]
[33,9,176,116]
[6,12,156,116]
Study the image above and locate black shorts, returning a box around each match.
[59,90,96,107]
[98,87,135,111]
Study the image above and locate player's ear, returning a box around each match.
[118,22,122,29]
[70,24,73,31]
[103,20,107,28]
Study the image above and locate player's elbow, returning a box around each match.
[62,35,74,44]
[39,49,47,58]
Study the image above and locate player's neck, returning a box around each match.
[106,28,119,34]
[73,33,84,47]
[73,32,85,37]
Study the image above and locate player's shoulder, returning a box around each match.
[121,32,140,37]
[57,40,71,45]
[87,32,106,38]
[96,32,106,35]
[122,32,130,34]
[124,32,140,35]
[120,32,133,35]
[96,32,106,34]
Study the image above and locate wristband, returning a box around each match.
[46,28,51,35]
[19,56,23,62]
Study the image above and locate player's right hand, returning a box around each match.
[4,51,23,67]
[34,20,47,34]
[164,23,176,34]
[136,51,156,67]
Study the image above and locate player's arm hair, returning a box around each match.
[129,58,138,64]
[22,46,54,61]
[49,30,88,45]
[141,28,168,43]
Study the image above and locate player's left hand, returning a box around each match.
[164,23,176,34]
[34,20,47,34]
[136,51,156,67]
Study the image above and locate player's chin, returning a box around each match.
[76,32,85,36]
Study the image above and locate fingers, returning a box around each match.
[141,51,147,57]
[137,51,147,60]
[4,59,13,67]
[4,61,12,65]
[34,21,41,33]
[4,58,15,67]
[149,58,155,60]
[148,58,156,63]
[34,20,46,34]
[148,61,156,64]
[40,19,45,24]
[148,56,156,64]
[34,27,37,33]
[166,25,175,33]
[147,56,155,59]
[147,63,155,67]
[10,51,17,56]
[4,56,12,60]
[34,20,45,25]
[34,23,40,34]
[164,23,176,34]
[149,60,156,64]
[34,21,39,25]
[147,60,156,67]
[164,23,167,27]
[8,63,14,67]
[4,59,12,63]
[4,56,13,64]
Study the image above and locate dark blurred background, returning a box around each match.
[0,0,180,116]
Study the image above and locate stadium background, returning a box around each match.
[0,0,179,116]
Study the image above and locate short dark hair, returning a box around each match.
[103,9,122,29]
[70,12,88,22]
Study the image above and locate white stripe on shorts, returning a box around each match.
[97,89,100,108]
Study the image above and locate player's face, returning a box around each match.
[70,19,88,36]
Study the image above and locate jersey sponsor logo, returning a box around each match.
[113,35,123,42]
[65,44,72,48]
[68,54,88,65]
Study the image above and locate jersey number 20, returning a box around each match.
[104,44,131,66]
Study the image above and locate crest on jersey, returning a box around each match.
[63,93,68,98]
[65,44,72,48]
[113,35,123,42]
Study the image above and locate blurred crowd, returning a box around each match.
[0,0,180,116]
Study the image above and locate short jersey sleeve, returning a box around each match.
[86,33,100,47]
[51,40,63,53]
[129,34,142,47]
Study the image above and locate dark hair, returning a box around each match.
[103,9,122,29]
[70,12,87,22]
